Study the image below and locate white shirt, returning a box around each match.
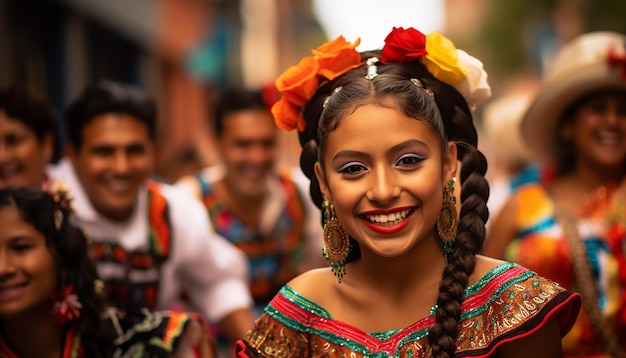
[49,158,253,323]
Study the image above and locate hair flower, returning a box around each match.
[381,27,490,109]
[422,32,466,85]
[453,50,491,110]
[313,36,363,80]
[381,27,427,63]
[272,36,363,131]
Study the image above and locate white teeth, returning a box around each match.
[366,209,411,224]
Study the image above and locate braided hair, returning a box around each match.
[0,187,112,357]
[297,51,489,357]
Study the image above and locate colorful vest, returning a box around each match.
[90,179,172,312]
[505,182,626,355]
[196,172,306,312]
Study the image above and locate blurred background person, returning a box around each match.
[483,31,626,356]
[0,84,59,189]
[0,186,214,357]
[176,87,325,356]
[48,79,255,347]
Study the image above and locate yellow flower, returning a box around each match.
[422,32,466,85]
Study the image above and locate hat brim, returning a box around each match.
[521,64,626,161]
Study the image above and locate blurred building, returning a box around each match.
[0,0,325,182]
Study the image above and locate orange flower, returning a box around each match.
[313,36,362,80]
[272,36,363,132]
[272,56,320,131]
[272,96,306,131]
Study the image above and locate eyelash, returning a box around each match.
[13,244,32,253]
[395,154,424,168]
[337,162,366,176]
[336,154,424,176]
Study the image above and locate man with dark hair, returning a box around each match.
[50,80,254,345]
[177,87,324,316]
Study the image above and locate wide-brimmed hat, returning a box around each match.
[521,31,626,160]
[482,89,535,166]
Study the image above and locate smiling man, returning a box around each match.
[48,80,254,345]
[176,87,324,316]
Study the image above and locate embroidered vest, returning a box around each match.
[196,171,306,308]
[90,179,172,312]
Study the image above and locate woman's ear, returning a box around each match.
[314,162,331,202]
[443,141,458,182]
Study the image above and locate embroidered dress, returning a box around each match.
[504,182,626,355]
[0,308,202,358]
[236,263,581,357]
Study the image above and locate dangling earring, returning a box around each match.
[322,200,350,283]
[437,178,457,261]
[51,284,82,324]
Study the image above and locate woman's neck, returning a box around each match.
[572,160,625,192]
[350,233,447,297]
[1,308,64,358]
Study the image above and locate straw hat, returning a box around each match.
[482,90,534,166]
[521,31,626,160]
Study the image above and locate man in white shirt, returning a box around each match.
[176,87,325,317]
[49,80,254,344]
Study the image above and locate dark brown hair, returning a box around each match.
[297,51,489,357]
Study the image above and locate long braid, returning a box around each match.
[297,52,490,356]
[420,69,489,356]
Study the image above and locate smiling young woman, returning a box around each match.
[235,27,582,357]
[0,186,215,357]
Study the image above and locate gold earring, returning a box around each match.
[322,200,350,283]
[437,178,457,261]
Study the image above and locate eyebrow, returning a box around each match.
[332,139,430,162]
[6,235,34,244]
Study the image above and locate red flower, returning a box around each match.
[381,27,427,64]
[608,45,626,79]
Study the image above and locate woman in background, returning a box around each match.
[0,185,214,357]
[484,31,626,356]
[0,85,59,189]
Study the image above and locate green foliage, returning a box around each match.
[476,0,626,83]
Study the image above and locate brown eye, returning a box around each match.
[396,154,423,168]
[338,162,366,176]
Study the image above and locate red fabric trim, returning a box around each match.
[234,340,251,358]
[267,265,580,355]
[270,291,434,351]
[466,292,582,357]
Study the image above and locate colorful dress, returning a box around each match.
[504,182,626,355]
[0,308,206,357]
[195,170,309,313]
[236,263,581,357]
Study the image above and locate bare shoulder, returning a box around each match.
[469,255,510,285]
[288,267,336,303]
